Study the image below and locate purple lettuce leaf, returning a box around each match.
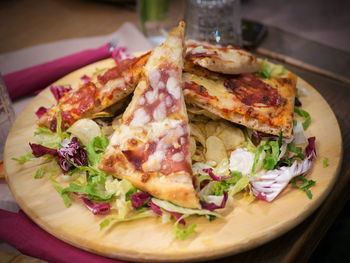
[80,74,90,84]
[148,201,185,224]
[202,168,230,182]
[80,194,110,215]
[57,137,88,172]
[200,191,228,211]
[35,106,49,118]
[130,192,152,208]
[111,46,133,63]
[50,85,72,101]
[29,143,58,157]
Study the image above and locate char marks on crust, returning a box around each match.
[224,73,283,107]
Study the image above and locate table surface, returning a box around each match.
[1,1,350,263]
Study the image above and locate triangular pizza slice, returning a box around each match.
[99,22,200,209]
[38,52,150,130]
[183,63,297,138]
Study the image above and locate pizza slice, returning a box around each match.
[38,52,150,130]
[99,22,200,209]
[185,39,263,74]
[183,64,297,138]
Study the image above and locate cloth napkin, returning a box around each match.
[3,44,111,99]
[0,209,128,263]
[0,22,153,100]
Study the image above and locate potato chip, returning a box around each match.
[216,122,245,151]
[205,121,219,137]
[190,137,197,157]
[205,136,227,164]
[190,123,206,146]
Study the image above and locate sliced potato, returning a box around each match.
[190,123,206,146]
[205,136,227,164]
[190,136,197,157]
[216,122,245,151]
[205,121,219,138]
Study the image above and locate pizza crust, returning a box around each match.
[185,39,263,74]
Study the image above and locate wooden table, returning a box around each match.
[1,1,350,262]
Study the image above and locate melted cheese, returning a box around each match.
[130,108,150,127]
[166,76,180,99]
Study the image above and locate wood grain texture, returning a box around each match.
[3,59,342,262]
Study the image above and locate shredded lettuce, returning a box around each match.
[151,198,221,217]
[33,162,60,179]
[34,167,44,179]
[255,60,286,79]
[49,175,71,207]
[262,141,280,170]
[116,199,133,219]
[291,176,315,199]
[251,145,264,174]
[86,135,109,167]
[294,107,311,130]
[34,126,53,136]
[228,176,251,196]
[174,215,197,240]
[12,153,35,164]
[323,157,329,168]
[99,210,155,230]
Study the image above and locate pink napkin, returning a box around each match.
[0,209,129,263]
[3,44,111,100]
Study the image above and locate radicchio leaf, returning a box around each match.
[80,194,110,215]
[50,85,72,101]
[200,179,210,190]
[202,168,230,182]
[29,143,58,157]
[35,106,49,118]
[130,192,151,208]
[148,201,185,225]
[80,74,90,83]
[148,201,162,216]
[305,137,316,160]
[58,137,88,173]
[111,46,133,63]
[200,191,228,211]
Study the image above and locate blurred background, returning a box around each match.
[1,0,349,53]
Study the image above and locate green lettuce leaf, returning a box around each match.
[100,210,155,230]
[50,175,71,207]
[151,198,221,217]
[34,126,54,136]
[228,176,251,196]
[12,153,35,164]
[294,107,311,130]
[86,135,109,167]
[174,217,197,240]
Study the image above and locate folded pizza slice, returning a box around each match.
[38,52,150,130]
[183,65,297,138]
[185,39,262,74]
[99,22,200,209]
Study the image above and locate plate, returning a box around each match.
[4,58,343,262]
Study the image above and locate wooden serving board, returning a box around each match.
[4,59,343,262]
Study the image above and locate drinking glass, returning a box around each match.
[0,75,15,161]
[185,0,242,46]
[137,0,186,46]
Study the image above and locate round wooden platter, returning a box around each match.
[4,59,343,262]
